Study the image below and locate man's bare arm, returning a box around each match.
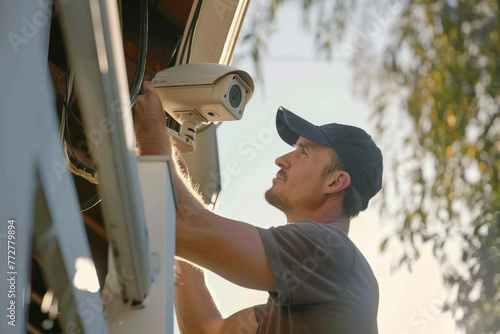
[134,81,276,291]
[135,82,270,333]
[175,259,259,334]
[174,259,222,334]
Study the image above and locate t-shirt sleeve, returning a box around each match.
[258,221,355,306]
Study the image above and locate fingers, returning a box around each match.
[134,81,163,118]
[134,90,145,106]
[133,80,172,156]
[134,81,153,105]
[135,81,155,101]
[142,80,154,93]
[138,81,158,105]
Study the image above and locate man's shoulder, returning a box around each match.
[259,220,357,259]
[267,220,346,232]
[289,221,376,275]
[293,220,347,233]
[274,220,352,242]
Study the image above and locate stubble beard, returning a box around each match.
[264,187,293,214]
[264,182,325,220]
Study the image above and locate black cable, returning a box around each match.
[167,35,183,68]
[179,0,203,64]
[68,74,75,107]
[56,65,102,208]
[54,71,97,176]
[55,74,84,128]
[80,194,102,212]
[185,21,196,63]
[64,109,97,177]
[65,63,75,107]
[130,0,148,107]
[186,2,201,63]
[178,24,190,63]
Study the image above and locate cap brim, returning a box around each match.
[276,107,330,147]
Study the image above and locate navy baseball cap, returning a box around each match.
[276,106,383,210]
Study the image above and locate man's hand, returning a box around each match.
[134,81,172,156]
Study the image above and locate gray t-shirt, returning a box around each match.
[254,220,379,333]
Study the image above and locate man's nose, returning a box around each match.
[275,152,292,169]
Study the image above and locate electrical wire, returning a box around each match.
[187,0,203,63]
[185,5,200,63]
[58,75,66,144]
[65,63,75,107]
[57,70,96,175]
[129,0,148,107]
[166,35,183,68]
[55,68,99,184]
[64,112,98,184]
[179,0,203,64]
[55,67,102,210]
[54,76,84,128]
[80,194,102,212]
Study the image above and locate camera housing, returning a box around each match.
[152,63,254,152]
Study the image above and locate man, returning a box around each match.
[134,81,383,333]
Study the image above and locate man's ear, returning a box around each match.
[324,171,351,194]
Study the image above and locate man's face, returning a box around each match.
[265,136,335,218]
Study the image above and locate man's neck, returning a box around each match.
[314,216,350,235]
[286,212,350,235]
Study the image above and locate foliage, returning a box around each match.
[240,0,500,333]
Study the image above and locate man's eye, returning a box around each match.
[301,149,307,155]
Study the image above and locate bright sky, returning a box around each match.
[175,2,461,333]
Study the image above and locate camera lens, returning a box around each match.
[228,85,241,108]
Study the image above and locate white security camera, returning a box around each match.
[152,63,254,152]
